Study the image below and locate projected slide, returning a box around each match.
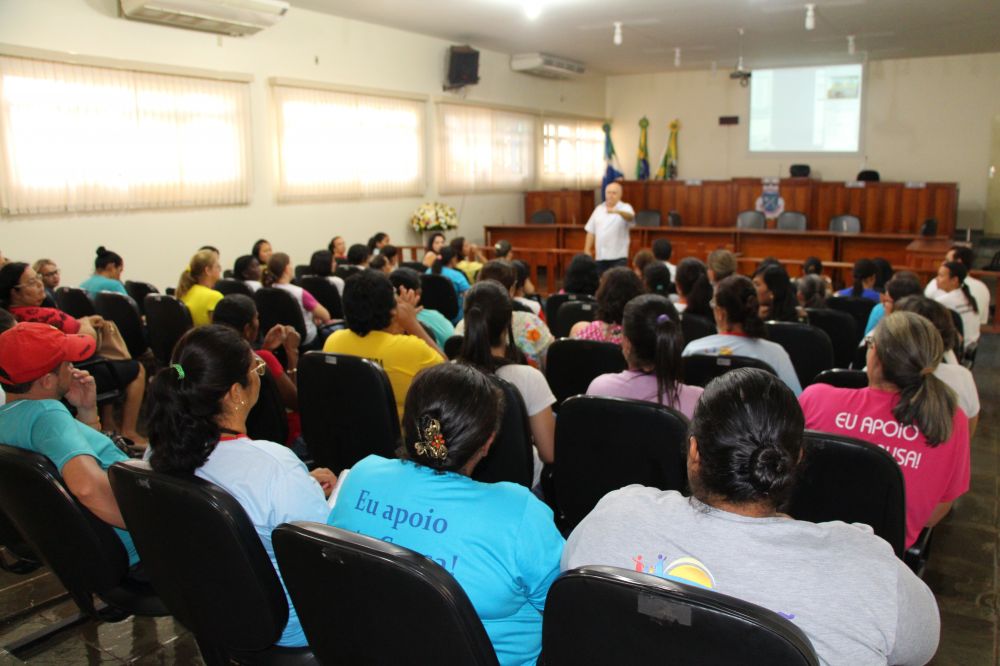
[749,64,863,153]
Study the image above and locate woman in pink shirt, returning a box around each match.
[569,267,643,344]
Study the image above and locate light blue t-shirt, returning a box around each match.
[0,399,138,565]
[864,302,886,335]
[417,308,456,347]
[328,456,564,666]
[194,437,330,648]
[79,275,129,298]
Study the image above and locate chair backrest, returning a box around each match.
[55,286,96,318]
[764,322,834,388]
[245,369,289,445]
[544,293,596,328]
[920,218,938,237]
[143,294,193,366]
[545,339,627,408]
[667,210,682,227]
[334,265,363,281]
[0,444,130,615]
[776,211,807,231]
[214,278,254,297]
[787,430,906,558]
[293,264,310,281]
[826,296,875,342]
[108,461,289,655]
[736,210,766,229]
[93,291,148,358]
[299,276,344,319]
[829,214,861,233]
[400,260,426,272]
[554,396,689,531]
[856,169,880,182]
[443,334,464,360]
[420,273,459,322]
[471,376,533,487]
[254,287,308,343]
[812,368,869,388]
[124,280,159,316]
[544,566,819,666]
[789,163,811,178]
[0,507,40,574]
[297,352,400,474]
[682,354,777,388]
[679,312,716,345]
[530,208,556,224]
[273,522,499,665]
[552,300,597,338]
[805,307,858,366]
[635,209,661,227]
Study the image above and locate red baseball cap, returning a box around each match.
[0,322,96,385]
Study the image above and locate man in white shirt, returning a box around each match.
[924,245,990,325]
[584,181,635,273]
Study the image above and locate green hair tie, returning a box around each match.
[170,363,185,380]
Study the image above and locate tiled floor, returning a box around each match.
[0,336,996,664]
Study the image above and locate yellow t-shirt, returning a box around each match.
[456,259,483,283]
[181,284,224,327]
[322,329,443,419]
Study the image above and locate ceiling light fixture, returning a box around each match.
[523,2,541,21]
[674,47,681,67]
[847,34,856,55]
[805,4,816,31]
[613,22,623,46]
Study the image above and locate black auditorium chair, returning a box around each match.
[826,296,875,344]
[297,352,400,474]
[144,294,193,366]
[736,210,766,229]
[293,265,310,282]
[543,566,819,666]
[856,169,880,182]
[530,208,556,224]
[420,274,459,323]
[299,276,344,319]
[471,377,533,488]
[214,278,254,297]
[94,292,148,359]
[679,312,716,345]
[812,368,868,389]
[776,211,807,231]
[829,214,862,233]
[764,321,834,389]
[552,300,597,339]
[245,370,289,446]
[274,523,499,666]
[254,287,309,348]
[108,461,314,666]
[545,339,627,410]
[400,260,426,273]
[124,280,158,316]
[0,509,40,575]
[805,307,859,366]
[635,209,661,227]
[682,354,777,388]
[443,334,464,360]
[667,210,682,227]
[554,396,688,532]
[55,286,96,318]
[334,265,363,281]
[0,445,167,630]
[788,430,906,559]
[543,293,596,331]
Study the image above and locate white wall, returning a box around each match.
[606,53,1000,234]
[0,0,605,289]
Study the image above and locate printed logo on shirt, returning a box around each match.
[833,412,923,468]
[351,488,459,573]
[630,554,716,590]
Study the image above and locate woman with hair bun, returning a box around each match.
[564,367,939,666]
[327,363,564,666]
[682,275,802,395]
[586,294,702,419]
[800,311,970,549]
[80,246,129,297]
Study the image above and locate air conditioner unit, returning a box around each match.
[120,0,289,36]
[510,53,585,79]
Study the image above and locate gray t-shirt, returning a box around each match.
[562,487,939,666]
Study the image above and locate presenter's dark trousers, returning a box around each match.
[596,258,628,274]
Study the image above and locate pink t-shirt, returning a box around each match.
[586,370,703,419]
[573,320,623,344]
[799,384,970,548]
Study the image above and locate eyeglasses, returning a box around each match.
[41,269,60,278]
[864,332,876,349]
[252,357,267,377]
[14,277,43,289]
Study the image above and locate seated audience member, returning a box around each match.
[836,259,880,301]
[427,247,470,322]
[368,254,392,274]
[263,253,333,348]
[631,249,656,280]
[493,239,513,261]
[587,294,702,418]
[932,261,981,347]
[642,262,673,297]
[199,245,221,260]
[924,245,990,326]
[894,296,979,436]
[0,323,140,565]
[451,237,487,282]
[802,256,833,293]
[706,248,736,285]
[457,261,553,368]
[80,246,129,298]
[510,260,540,316]
[872,258,894,292]
[308,249,345,295]
[367,232,390,255]
[0,262,147,443]
[233,255,263,292]
[328,236,347,261]
[388,268,455,348]
[753,264,799,322]
[796,274,829,309]
[146,325,335,648]
[864,271,922,335]
[456,281,555,485]
[652,238,676,281]
[682,275,802,395]
[422,232,446,268]
[561,253,600,296]
[570,267,644,345]
[379,244,399,271]
[799,312,970,549]
[252,239,273,266]
[177,249,223,327]
[563,368,939,666]
[323,270,443,418]
[33,258,61,305]
[346,244,370,269]
[673,258,714,318]
[327,363,563,665]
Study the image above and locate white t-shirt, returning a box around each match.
[925,276,990,325]
[584,201,636,261]
[244,280,262,293]
[496,363,556,489]
[326,275,345,296]
[935,360,979,419]
[682,333,803,396]
[934,288,980,345]
[274,283,318,344]
[664,260,677,282]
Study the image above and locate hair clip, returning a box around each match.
[414,416,448,460]
[656,313,671,324]
[170,363,185,380]
[920,366,935,377]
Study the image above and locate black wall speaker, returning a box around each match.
[790,164,811,177]
[446,46,479,90]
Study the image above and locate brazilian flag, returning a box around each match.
[636,117,650,180]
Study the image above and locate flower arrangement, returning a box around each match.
[410,202,458,232]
